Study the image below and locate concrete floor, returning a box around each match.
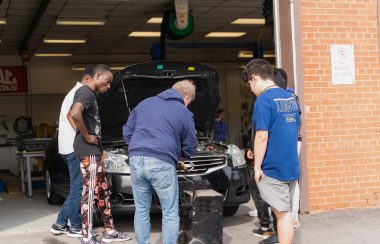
[1,192,380,244]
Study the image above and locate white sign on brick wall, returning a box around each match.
[330,44,355,85]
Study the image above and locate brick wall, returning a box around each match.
[300,0,380,211]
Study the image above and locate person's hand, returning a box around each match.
[246,149,254,160]
[254,168,263,184]
[101,151,109,161]
[85,134,99,145]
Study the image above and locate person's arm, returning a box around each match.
[252,96,271,182]
[254,130,268,182]
[122,110,136,144]
[69,102,98,145]
[181,114,198,158]
[67,108,77,130]
[246,149,254,160]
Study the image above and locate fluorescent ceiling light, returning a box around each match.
[44,38,87,44]
[35,53,72,57]
[147,17,163,24]
[56,19,106,26]
[231,18,265,25]
[264,54,276,58]
[0,19,6,25]
[72,66,126,71]
[238,51,276,58]
[238,51,253,58]
[205,32,246,38]
[128,31,161,37]
[110,66,126,70]
[72,67,85,71]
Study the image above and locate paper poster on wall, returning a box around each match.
[0,66,28,94]
[330,44,355,85]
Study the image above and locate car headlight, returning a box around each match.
[227,144,246,168]
[103,151,130,174]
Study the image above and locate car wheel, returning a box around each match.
[45,169,64,205]
[223,206,240,216]
[93,207,103,227]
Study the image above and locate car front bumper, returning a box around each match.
[107,164,250,211]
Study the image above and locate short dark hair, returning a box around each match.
[273,67,288,89]
[91,64,111,78]
[216,109,224,115]
[82,66,94,78]
[242,59,274,82]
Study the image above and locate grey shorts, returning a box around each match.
[257,174,297,212]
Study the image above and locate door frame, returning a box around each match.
[273,0,310,214]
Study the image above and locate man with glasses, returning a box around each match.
[243,59,300,244]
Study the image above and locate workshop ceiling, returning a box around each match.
[0,0,274,62]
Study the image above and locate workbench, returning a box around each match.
[16,151,46,198]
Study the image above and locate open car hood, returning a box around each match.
[97,61,221,141]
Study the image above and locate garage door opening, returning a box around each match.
[0,0,308,241]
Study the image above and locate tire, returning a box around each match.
[223,206,240,216]
[93,207,103,227]
[45,169,64,205]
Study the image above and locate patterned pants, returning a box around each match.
[80,155,115,238]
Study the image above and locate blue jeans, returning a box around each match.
[56,152,82,229]
[129,156,179,244]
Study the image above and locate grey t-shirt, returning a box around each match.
[72,85,102,159]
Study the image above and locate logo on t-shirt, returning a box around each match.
[284,114,297,123]
[274,98,298,113]
[274,97,298,124]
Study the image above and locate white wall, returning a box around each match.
[0,55,83,125]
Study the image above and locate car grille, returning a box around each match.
[177,155,227,176]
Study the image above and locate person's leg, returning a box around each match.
[249,167,271,228]
[95,156,131,243]
[146,158,179,244]
[54,155,71,228]
[291,181,301,228]
[130,156,153,244]
[273,209,294,244]
[257,175,294,243]
[272,212,278,232]
[80,156,96,240]
[66,153,83,230]
[95,156,115,232]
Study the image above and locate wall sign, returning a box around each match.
[0,66,28,94]
[330,44,355,85]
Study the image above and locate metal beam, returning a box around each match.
[19,0,51,55]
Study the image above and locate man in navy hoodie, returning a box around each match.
[123,79,198,244]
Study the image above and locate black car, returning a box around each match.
[45,61,250,219]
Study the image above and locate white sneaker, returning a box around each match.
[248,209,258,217]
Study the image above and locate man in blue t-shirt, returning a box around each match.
[243,59,300,244]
